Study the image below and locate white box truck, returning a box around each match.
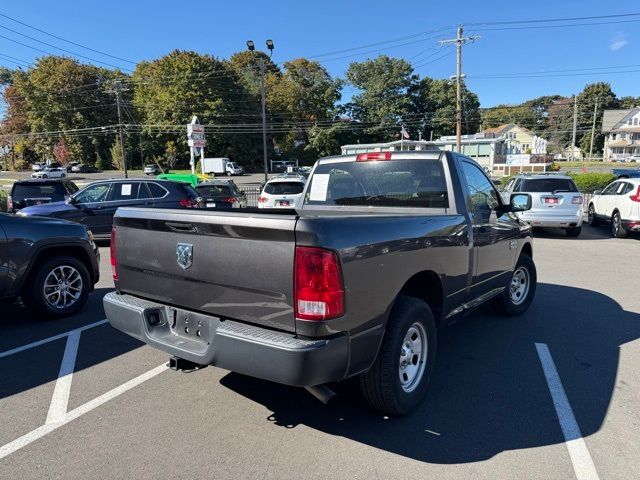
[203,158,244,176]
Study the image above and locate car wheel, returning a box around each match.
[61,173,66,178]
[42,174,48,178]
[359,296,437,416]
[587,204,599,226]
[491,252,537,316]
[611,211,627,238]
[566,226,582,237]
[22,255,91,319]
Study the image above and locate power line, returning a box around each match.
[465,12,640,26]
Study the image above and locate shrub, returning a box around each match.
[0,189,7,212]
[547,162,561,172]
[568,172,616,193]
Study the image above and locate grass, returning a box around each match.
[558,161,624,167]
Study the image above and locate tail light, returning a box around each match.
[178,198,198,208]
[110,227,118,281]
[572,195,584,204]
[6,195,12,212]
[356,152,392,162]
[294,246,344,321]
[630,185,640,202]
[258,196,268,203]
[223,196,238,203]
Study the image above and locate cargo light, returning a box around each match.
[572,195,584,204]
[110,227,118,281]
[224,196,238,203]
[630,185,640,202]
[178,198,198,208]
[356,152,392,162]
[294,246,345,321]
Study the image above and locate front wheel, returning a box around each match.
[587,204,599,226]
[61,173,66,178]
[491,253,537,316]
[611,211,627,238]
[42,174,48,178]
[359,296,437,416]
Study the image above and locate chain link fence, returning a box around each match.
[241,186,262,207]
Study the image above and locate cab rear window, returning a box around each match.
[518,178,578,193]
[12,183,65,200]
[304,159,448,208]
[264,182,305,195]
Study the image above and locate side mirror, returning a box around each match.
[593,190,602,195]
[67,196,78,205]
[510,193,531,212]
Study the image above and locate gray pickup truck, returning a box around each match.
[104,151,536,415]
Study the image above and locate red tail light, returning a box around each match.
[572,195,584,204]
[110,227,118,281]
[223,196,238,203]
[294,246,344,321]
[178,198,198,208]
[630,185,640,202]
[258,196,268,203]
[356,152,392,162]
[6,195,12,212]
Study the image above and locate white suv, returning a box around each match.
[587,178,640,237]
[257,177,306,208]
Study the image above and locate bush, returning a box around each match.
[547,162,561,172]
[568,172,616,193]
[0,189,7,212]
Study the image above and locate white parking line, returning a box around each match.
[535,342,600,480]
[0,319,108,359]
[45,331,81,425]
[0,363,168,460]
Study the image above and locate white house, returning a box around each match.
[602,107,640,161]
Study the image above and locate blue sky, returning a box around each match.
[1,0,639,106]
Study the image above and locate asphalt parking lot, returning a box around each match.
[1,226,638,479]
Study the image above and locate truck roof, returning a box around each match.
[317,150,443,165]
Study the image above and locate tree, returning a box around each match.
[110,140,123,170]
[345,56,416,141]
[164,140,179,168]
[576,82,618,155]
[53,138,71,164]
[618,96,640,109]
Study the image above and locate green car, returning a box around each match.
[157,173,211,187]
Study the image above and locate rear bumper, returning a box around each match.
[518,211,583,228]
[103,292,350,387]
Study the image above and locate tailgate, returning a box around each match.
[113,208,298,333]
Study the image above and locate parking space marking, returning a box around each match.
[45,331,80,425]
[0,319,108,359]
[536,342,600,480]
[0,363,168,460]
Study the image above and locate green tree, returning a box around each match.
[576,82,618,155]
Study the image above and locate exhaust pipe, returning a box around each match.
[168,356,206,372]
[304,385,336,405]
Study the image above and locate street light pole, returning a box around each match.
[248,39,274,184]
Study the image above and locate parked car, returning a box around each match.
[144,164,168,175]
[587,178,640,238]
[65,161,80,173]
[501,173,583,237]
[0,213,100,318]
[258,177,306,208]
[612,167,640,179]
[628,155,640,163]
[31,163,45,172]
[70,163,99,173]
[7,179,79,214]
[17,179,200,239]
[196,180,247,209]
[31,167,66,179]
[104,150,536,416]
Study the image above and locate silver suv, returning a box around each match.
[501,174,584,237]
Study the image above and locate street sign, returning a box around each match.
[187,116,206,148]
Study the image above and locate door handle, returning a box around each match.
[166,222,197,233]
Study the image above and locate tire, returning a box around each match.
[611,211,627,238]
[566,226,582,237]
[359,296,437,416]
[61,173,66,178]
[22,255,91,319]
[42,174,48,178]
[587,204,599,226]
[491,253,537,316]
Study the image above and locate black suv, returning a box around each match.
[0,213,100,318]
[8,179,79,213]
[17,179,201,239]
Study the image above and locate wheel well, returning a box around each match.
[20,246,93,294]
[521,242,533,259]
[398,271,443,323]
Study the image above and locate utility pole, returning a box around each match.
[439,26,480,153]
[589,97,599,162]
[259,58,268,184]
[571,95,578,161]
[108,81,129,178]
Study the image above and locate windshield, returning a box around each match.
[303,159,448,208]
[264,182,305,195]
[518,178,578,193]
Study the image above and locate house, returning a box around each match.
[559,145,584,161]
[602,107,640,161]
[483,124,548,154]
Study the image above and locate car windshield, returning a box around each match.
[518,178,578,193]
[303,158,448,208]
[264,181,305,195]
[196,185,232,196]
[12,183,65,200]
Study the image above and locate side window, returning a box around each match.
[461,161,500,224]
[108,183,140,201]
[619,182,633,195]
[147,182,168,199]
[138,183,152,199]
[512,178,522,192]
[74,184,111,204]
[601,182,619,195]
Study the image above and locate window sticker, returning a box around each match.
[121,184,132,196]
[309,174,330,201]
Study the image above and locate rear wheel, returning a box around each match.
[22,256,90,319]
[491,253,537,316]
[587,204,599,226]
[359,296,437,416]
[611,211,627,238]
[566,226,582,237]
